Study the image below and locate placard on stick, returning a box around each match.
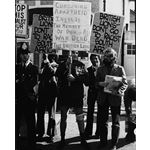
[90,12,124,55]
[30,14,53,53]
[53,1,91,51]
[15,3,28,38]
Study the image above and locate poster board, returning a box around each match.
[53,1,91,51]
[90,12,124,55]
[15,3,28,38]
[30,14,53,53]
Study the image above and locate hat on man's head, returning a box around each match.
[19,47,30,54]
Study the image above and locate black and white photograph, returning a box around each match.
[14,0,137,150]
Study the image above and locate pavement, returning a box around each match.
[18,106,136,150]
[18,76,136,150]
[34,110,136,150]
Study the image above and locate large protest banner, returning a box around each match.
[15,3,28,37]
[90,12,124,55]
[53,1,91,51]
[30,14,53,53]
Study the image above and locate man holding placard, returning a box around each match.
[96,48,128,150]
[53,1,91,149]
[56,51,89,149]
[90,12,124,55]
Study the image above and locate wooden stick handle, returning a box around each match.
[68,50,72,86]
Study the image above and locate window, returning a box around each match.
[127,44,136,55]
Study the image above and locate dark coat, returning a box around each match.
[96,64,128,106]
[56,60,88,107]
[16,62,38,101]
[87,66,98,103]
[38,63,58,99]
[124,78,136,116]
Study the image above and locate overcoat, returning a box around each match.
[96,64,128,106]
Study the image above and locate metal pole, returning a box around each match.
[103,0,106,12]
[121,0,125,66]
[121,31,125,66]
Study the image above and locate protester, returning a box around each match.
[16,47,38,150]
[96,48,128,150]
[36,53,58,142]
[84,54,101,138]
[55,51,89,149]
[124,78,136,142]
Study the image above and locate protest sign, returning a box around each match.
[30,14,53,53]
[53,1,91,51]
[82,0,99,13]
[90,12,124,55]
[15,3,28,37]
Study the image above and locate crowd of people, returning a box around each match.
[16,42,136,150]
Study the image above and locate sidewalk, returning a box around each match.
[35,112,136,150]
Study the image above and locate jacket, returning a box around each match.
[16,62,38,101]
[56,59,88,107]
[38,63,58,98]
[87,66,98,102]
[96,64,128,106]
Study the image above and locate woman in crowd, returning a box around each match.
[36,53,58,142]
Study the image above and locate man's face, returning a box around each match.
[22,43,28,50]
[20,53,29,63]
[91,56,100,67]
[104,52,115,62]
[72,51,78,60]
[103,52,116,66]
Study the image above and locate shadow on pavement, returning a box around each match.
[117,138,136,149]
[89,114,126,124]
[35,136,135,150]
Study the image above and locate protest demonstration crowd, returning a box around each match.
[15,1,136,150]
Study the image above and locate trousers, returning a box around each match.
[98,100,120,145]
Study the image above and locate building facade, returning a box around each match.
[16,0,135,76]
[124,9,135,76]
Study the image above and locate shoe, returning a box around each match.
[57,139,66,149]
[97,142,107,148]
[45,136,54,143]
[93,134,100,139]
[110,145,117,150]
[81,139,90,150]
[95,131,100,138]
[85,134,92,140]
[36,134,43,141]
[125,133,136,143]
[84,132,92,139]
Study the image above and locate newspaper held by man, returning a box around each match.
[104,75,123,96]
